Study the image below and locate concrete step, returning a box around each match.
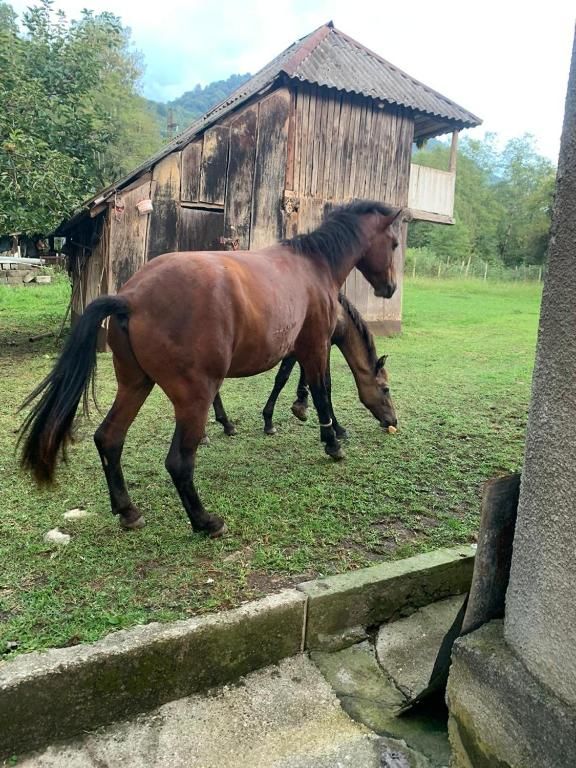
[376,595,465,700]
[16,656,386,768]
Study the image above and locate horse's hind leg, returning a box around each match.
[94,376,153,530]
[262,355,297,434]
[165,390,226,537]
[213,392,237,436]
[291,364,310,422]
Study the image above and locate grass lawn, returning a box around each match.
[0,276,541,656]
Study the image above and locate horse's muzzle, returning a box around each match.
[374,282,397,299]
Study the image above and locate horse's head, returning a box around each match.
[360,354,397,430]
[357,208,406,299]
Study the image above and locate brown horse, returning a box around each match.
[19,201,402,537]
[209,292,397,438]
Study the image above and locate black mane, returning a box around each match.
[337,292,379,369]
[282,200,396,269]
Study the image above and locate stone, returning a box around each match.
[447,621,576,768]
[376,595,465,700]
[35,275,52,284]
[22,272,36,283]
[63,509,92,520]
[298,547,474,651]
[312,641,451,766]
[0,590,306,759]
[43,529,71,546]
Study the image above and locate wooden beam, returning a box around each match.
[410,208,454,225]
[449,131,459,173]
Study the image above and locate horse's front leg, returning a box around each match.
[324,353,348,439]
[262,355,298,435]
[291,365,310,422]
[300,352,345,461]
[166,387,226,537]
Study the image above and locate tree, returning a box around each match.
[0,0,161,235]
[408,133,555,268]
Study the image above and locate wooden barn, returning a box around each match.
[59,22,480,343]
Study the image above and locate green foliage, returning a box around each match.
[0,0,162,236]
[409,133,555,268]
[150,73,251,139]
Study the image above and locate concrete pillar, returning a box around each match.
[504,28,576,707]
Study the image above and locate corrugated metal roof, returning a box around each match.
[81,22,481,210]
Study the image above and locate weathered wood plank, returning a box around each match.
[110,179,151,290]
[250,88,290,249]
[318,93,334,199]
[304,86,317,197]
[285,89,296,191]
[334,95,352,201]
[224,106,258,249]
[293,87,305,195]
[179,208,224,251]
[148,153,181,259]
[324,92,342,200]
[181,141,202,202]
[199,126,229,205]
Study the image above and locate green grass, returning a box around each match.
[0,277,541,656]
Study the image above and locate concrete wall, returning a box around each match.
[505,29,576,707]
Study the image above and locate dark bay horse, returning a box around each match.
[210,293,397,438]
[19,201,402,537]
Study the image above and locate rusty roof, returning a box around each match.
[79,22,481,212]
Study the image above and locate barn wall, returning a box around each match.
[148,154,181,259]
[291,84,414,329]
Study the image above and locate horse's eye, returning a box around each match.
[382,387,390,395]
[392,239,399,250]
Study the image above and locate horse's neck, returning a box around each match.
[337,319,376,394]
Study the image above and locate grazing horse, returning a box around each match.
[19,201,402,537]
[209,293,397,438]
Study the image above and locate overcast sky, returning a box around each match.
[9,0,575,162]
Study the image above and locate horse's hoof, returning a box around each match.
[225,426,238,437]
[209,522,227,539]
[325,445,345,461]
[291,403,308,422]
[120,514,146,530]
[265,426,277,436]
[200,435,210,446]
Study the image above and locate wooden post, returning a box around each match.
[484,262,488,281]
[449,131,459,173]
[465,255,471,277]
[412,258,416,279]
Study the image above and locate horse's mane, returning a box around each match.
[282,200,396,270]
[337,292,379,369]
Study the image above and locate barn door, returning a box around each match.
[179,208,224,251]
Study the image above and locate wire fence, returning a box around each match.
[405,248,545,282]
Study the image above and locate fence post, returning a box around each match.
[484,262,488,281]
[465,256,471,278]
[412,258,416,279]
[538,266,542,282]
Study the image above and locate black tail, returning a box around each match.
[18,295,131,486]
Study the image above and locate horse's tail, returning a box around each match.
[18,295,131,486]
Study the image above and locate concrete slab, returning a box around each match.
[298,547,474,651]
[312,642,450,766]
[376,595,465,700]
[0,590,306,759]
[16,656,384,768]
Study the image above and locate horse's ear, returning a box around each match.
[376,354,388,371]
